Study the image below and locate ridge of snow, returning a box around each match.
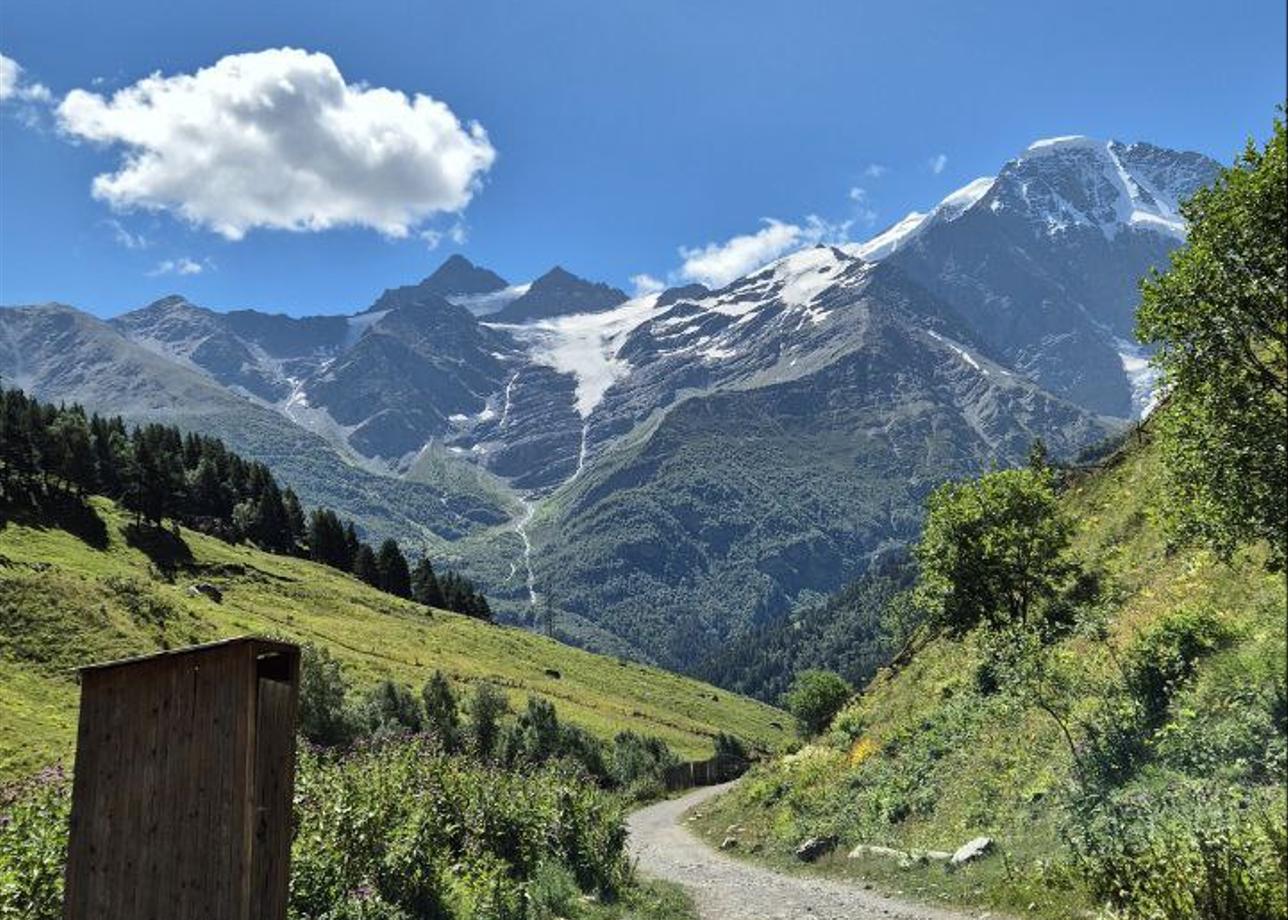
[938,176,997,218]
[848,176,994,263]
[1025,135,1099,153]
[847,211,929,261]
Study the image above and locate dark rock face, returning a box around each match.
[466,365,583,490]
[417,254,509,298]
[490,266,627,323]
[304,293,515,460]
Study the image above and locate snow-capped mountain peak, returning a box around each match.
[997,136,1207,240]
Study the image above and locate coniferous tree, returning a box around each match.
[352,544,380,587]
[376,538,412,598]
[343,522,361,571]
[282,487,306,549]
[308,509,348,570]
[411,557,444,608]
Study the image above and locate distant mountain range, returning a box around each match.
[0,136,1221,671]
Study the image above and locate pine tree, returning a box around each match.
[343,522,361,571]
[411,557,445,608]
[376,539,412,598]
[308,509,348,570]
[352,544,380,587]
[282,487,306,549]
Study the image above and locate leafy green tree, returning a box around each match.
[421,670,460,752]
[1137,113,1286,568]
[297,644,356,746]
[782,669,852,736]
[360,680,423,737]
[915,467,1074,635]
[467,682,509,761]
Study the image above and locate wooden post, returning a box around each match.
[63,637,300,920]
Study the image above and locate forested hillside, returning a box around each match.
[0,386,491,616]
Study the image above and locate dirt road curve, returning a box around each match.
[627,783,974,920]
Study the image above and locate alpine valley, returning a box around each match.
[0,136,1221,673]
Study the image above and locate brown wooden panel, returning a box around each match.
[64,638,298,920]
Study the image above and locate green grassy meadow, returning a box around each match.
[0,497,789,780]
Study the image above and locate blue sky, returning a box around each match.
[1,0,1284,317]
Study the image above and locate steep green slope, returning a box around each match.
[692,429,1286,918]
[0,498,789,780]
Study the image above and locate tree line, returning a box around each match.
[296,643,687,798]
[0,384,491,619]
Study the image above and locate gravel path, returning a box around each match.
[627,783,975,920]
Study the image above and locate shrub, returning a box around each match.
[1123,606,1232,725]
[0,767,69,920]
[526,861,581,920]
[468,683,509,761]
[1068,783,1287,920]
[783,670,852,736]
[1,740,634,920]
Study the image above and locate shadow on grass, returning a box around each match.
[123,522,193,577]
[0,490,109,549]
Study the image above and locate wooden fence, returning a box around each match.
[662,753,749,792]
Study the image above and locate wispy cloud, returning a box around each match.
[629,273,666,297]
[147,257,206,277]
[676,215,851,289]
[863,163,888,179]
[928,153,948,175]
[57,48,496,241]
[103,218,148,250]
[847,187,878,227]
[420,221,468,250]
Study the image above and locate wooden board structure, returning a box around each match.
[63,637,299,920]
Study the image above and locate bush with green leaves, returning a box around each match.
[0,767,69,920]
[1122,605,1233,725]
[782,669,852,736]
[1067,782,1287,920]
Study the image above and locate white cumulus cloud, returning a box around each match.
[0,52,52,104]
[56,48,497,240]
[676,216,850,289]
[929,153,948,175]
